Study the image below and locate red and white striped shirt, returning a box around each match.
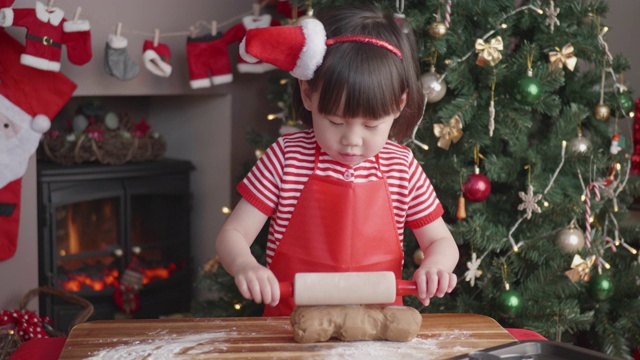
[237,129,444,265]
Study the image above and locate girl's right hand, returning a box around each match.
[232,260,281,307]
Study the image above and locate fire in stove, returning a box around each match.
[59,262,179,293]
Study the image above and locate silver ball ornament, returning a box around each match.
[556,225,585,253]
[568,135,591,155]
[421,68,447,103]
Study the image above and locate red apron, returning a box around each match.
[264,147,403,316]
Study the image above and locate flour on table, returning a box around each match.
[322,331,472,360]
[86,331,234,359]
[86,329,472,359]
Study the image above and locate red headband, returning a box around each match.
[326,35,403,59]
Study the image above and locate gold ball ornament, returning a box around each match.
[593,103,611,121]
[581,12,595,26]
[413,248,424,265]
[428,21,448,38]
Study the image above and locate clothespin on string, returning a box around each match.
[73,7,82,23]
[211,20,217,36]
[116,22,123,38]
[153,29,160,47]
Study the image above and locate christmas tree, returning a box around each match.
[195,1,640,357]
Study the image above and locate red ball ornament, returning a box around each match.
[463,169,491,202]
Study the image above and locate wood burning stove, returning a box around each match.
[37,159,194,331]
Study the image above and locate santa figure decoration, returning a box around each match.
[0,0,92,72]
[0,29,77,261]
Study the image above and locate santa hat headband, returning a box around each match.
[239,18,402,80]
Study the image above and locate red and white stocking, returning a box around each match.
[62,19,92,65]
[142,40,172,77]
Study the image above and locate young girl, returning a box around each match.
[215,5,459,317]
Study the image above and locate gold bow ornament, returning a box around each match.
[433,115,463,150]
[564,254,596,282]
[475,36,503,67]
[549,43,577,71]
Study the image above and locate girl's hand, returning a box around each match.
[412,266,457,306]
[233,260,281,307]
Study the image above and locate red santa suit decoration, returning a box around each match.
[236,14,279,74]
[0,1,92,72]
[0,29,77,261]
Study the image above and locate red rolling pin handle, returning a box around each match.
[396,279,418,296]
[280,281,293,299]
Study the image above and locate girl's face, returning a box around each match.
[300,81,406,166]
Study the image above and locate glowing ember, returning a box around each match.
[60,263,178,292]
[61,269,119,292]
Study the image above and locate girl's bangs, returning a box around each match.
[315,45,405,120]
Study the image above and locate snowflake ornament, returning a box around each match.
[544,0,560,33]
[464,252,483,287]
[517,184,543,219]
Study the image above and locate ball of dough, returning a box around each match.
[290,305,422,343]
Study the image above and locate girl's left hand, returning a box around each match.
[412,266,457,306]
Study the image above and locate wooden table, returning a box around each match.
[59,313,516,359]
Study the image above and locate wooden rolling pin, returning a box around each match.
[279,271,418,305]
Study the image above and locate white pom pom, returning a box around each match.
[31,114,51,134]
[239,37,259,64]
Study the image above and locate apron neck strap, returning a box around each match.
[314,143,384,176]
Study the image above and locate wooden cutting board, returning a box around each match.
[59,313,515,359]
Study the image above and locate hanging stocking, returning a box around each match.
[0,30,76,261]
[104,34,140,81]
[142,39,172,77]
[62,17,92,65]
[186,23,245,89]
[113,259,144,315]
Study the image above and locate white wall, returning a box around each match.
[150,95,232,279]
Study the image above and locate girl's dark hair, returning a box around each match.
[292,5,424,142]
